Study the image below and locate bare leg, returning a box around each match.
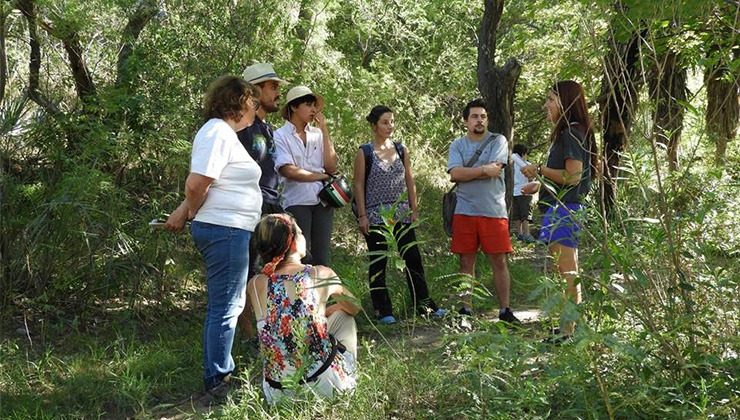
[458,253,477,309]
[550,243,580,335]
[486,253,511,309]
[522,220,531,237]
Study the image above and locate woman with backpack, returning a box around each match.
[352,105,446,324]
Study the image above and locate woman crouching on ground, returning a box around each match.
[522,80,597,343]
[247,213,359,403]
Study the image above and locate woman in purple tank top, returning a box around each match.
[352,105,447,325]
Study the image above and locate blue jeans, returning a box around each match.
[190,221,251,390]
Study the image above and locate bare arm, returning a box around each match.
[449,162,503,182]
[352,150,370,235]
[278,164,331,182]
[522,159,583,186]
[316,266,361,317]
[247,274,268,321]
[166,172,213,232]
[315,112,338,174]
[402,146,419,221]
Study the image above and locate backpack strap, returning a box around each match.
[464,133,501,167]
[360,142,405,186]
[393,142,405,166]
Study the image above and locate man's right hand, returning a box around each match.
[481,162,503,178]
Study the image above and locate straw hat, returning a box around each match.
[281,86,324,119]
[241,63,287,85]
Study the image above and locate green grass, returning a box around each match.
[3,241,736,419]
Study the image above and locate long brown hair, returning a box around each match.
[550,80,598,180]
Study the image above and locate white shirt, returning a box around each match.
[190,118,263,231]
[512,153,531,197]
[273,121,326,208]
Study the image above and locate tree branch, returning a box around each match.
[35,12,95,100]
[16,0,60,115]
[116,0,159,88]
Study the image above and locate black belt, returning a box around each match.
[265,335,346,390]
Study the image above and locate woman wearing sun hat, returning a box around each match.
[273,86,338,266]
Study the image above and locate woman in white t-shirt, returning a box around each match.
[165,75,262,398]
[273,86,338,266]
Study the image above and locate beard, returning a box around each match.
[472,125,486,134]
[261,101,279,113]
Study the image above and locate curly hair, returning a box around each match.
[202,75,260,122]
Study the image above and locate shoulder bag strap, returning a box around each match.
[464,133,499,168]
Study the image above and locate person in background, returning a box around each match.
[447,99,520,323]
[248,213,358,404]
[165,75,262,397]
[237,62,287,338]
[521,80,597,343]
[352,105,446,325]
[273,86,338,266]
[512,144,538,243]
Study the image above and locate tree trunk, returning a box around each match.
[17,0,59,115]
[116,0,160,88]
[597,28,644,215]
[706,50,739,165]
[293,0,315,71]
[477,0,521,213]
[649,52,687,172]
[0,5,7,106]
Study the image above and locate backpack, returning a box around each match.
[352,142,405,218]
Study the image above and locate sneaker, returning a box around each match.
[197,374,238,406]
[498,308,521,324]
[521,234,536,243]
[431,308,448,318]
[458,307,473,316]
[377,315,397,325]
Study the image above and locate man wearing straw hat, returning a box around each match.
[237,62,288,337]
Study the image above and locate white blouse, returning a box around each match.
[273,121,327,208]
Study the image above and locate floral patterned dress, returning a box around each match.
[256,265,356,403]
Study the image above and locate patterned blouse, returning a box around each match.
[256,265,356,403]
[365,148,411,225]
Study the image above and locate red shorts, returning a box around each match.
[451,215,513,255]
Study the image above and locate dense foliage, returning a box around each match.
[1,0,737,418]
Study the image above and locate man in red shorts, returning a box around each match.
[447,99,519,323]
